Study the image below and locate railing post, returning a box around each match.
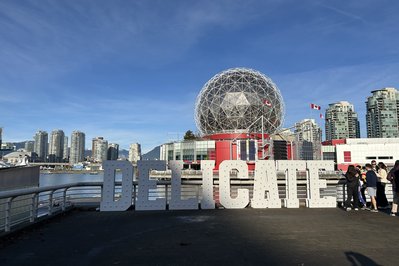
[133,184,137,207]
[196,185,200,204]
[30,194,37,223]
[165,184,168,209]
[62,188,67,211]
[5,197,14,232]
[48,190,54,215]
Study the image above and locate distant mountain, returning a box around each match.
[142,146,160,160]
[14,142,26,150]
[84,149,129,159]
[118,149,129,159]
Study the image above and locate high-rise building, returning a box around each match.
[24,141,35,152]
[63,136,69,162]
[107,143,119,160]
[70,131,85,164]
[34,130,48,162]
[92,138,108,162]
[366,88,399,138]
[325,101,360,140]
[294,119,322,160]
[48,129,65,162]
[92,137,104,161]
[129,143,141,165]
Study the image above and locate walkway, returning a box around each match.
[1,208,398,265]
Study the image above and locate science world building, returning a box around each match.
[161,68,289,169]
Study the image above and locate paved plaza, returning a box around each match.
[1,208,398,265]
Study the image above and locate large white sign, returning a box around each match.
[100,160,336,211]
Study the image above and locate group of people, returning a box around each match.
[345,160,399,216]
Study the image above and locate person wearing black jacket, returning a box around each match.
[345,165,360,211]
[388,160,399,216]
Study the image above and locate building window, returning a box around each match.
[378,156,393,160]
[343,151,351,162]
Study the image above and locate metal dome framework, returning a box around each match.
[195,68,285,136]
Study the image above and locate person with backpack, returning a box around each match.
[345,165,360,211]
[388,160,399,216]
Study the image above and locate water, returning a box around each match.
[39,172,122,201]
[40,172,121,187]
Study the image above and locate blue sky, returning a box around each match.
[1,0,399,152]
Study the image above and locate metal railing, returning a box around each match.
[0,181,203,234]
[0,182,105,234]
[2,174,391,235]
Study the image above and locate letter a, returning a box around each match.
[252,160,281,208]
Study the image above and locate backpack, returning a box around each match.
[393,170,399,193]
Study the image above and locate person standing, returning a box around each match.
[376,162,389,209]
[356,165,367,209]
[345,165,360,211]
[371,160,378,172]
[388,160,399,216]
[365,163,378,212]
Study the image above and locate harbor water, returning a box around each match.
[40,172,119,187]
[39,172,122,202]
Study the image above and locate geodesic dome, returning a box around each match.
[195,68,285,136]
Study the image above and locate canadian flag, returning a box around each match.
[320,113,324,119]
[310,103,321,110]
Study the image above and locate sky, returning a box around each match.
[1,0,399,152]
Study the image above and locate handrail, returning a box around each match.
[0,180,186,200]
[0,182,106,199]
[1,176,378,235]
[1,175,346,200]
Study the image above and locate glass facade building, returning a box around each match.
[160,140,215,169]
[107,143,119,160]
[366,88,399,138]
[294,119,322,160]
[325,101,360,140]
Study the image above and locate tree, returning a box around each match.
[183,130,197,140]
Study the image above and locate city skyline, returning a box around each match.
[1,1,399,152]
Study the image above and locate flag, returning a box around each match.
[263,99,272,107]
[320,113,324,119]
[310,103,321,110]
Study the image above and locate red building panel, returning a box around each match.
[215,141,233,170]
[322,139,347,146]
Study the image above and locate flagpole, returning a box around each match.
[262,115,265,159]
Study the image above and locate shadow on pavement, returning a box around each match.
[345,251,381,266]
[0,208,398,265]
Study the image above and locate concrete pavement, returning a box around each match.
[1,208,398,265]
